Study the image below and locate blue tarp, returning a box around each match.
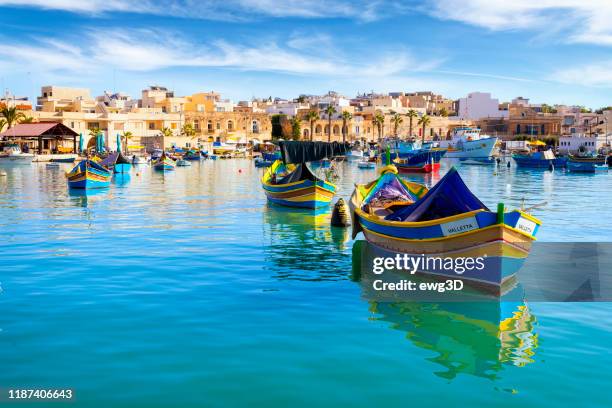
[385,167,488,222]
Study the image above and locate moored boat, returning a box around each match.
[513,149,567,168]
[152,153,176,171]
[394,150,443,173]
[261,141,348,209]
[0,144,34,164]
[357,159,376,169]
[567,155,606,173]
[176,159,191,167]
[439,127,498,159]
[66,159,112,189]
[349,164,541,290]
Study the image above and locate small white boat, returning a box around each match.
[176,159,191,167]
[0,144,34,164]
[357,159,376,169]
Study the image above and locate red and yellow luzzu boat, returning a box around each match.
[349,164,541,290]
[262,160,336,209]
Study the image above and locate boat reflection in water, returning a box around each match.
[68,187,110,208]
[352,240,538,380]
[262,204,350,281]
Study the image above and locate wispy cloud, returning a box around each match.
[552,61,612,87]
[424,0,612,47]
[0,29,440,78]
[0,0,401,22]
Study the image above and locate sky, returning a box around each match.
[0,0,611,108]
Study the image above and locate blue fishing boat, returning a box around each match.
[263,151,282,162]
[254,157,273,167]
[513,150,567,168]
[567,155,606,172]
[66,159,112,189]
[98,152,132,173]
[394,150,446,173]
[183,151,201,161]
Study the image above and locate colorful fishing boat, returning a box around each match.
[261,141,348,209]
[513,149,567,168]
[567,155,606,172]
[349,163,541,290]
[183,151,202,161]
[66,159,112,189]
[152,153,176,171]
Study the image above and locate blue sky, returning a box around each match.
[0,0,611,108]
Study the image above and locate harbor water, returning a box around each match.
[0,159,611,407]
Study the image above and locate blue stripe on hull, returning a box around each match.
[114,163,131,173]
[266,196,329,209]
[68,179,111,189]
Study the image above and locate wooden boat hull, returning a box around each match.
[350,170,541,288]
[264,180,336,208]
[113,163,131,173]
[567,157,605,172]
[513,155,567,168]
[152,156,176,171]
[397,162,439,173]
[67,161,111,189]
[262,160,336,209]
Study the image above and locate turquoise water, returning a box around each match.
[0,159,611,407]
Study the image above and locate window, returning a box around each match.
[70,122,74,128]
[149,123,155,130]
[216,122,220,130]
[194,121,200,130]
[171,123,177,130]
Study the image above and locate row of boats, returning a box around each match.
[261,140,541,293]
[65,150,206,189]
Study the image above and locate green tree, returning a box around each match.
[306,110,319,141]
[325,105,337,142]
[418,114,431,143]
[290,117,301,140]
[159,127,174,138]
[0,106,25,129]
[406,109,418,138]
[438,107,448,117]
[181,123,196,138]
[341,111,352,143]
[88,127,102,138]
[391,113,403,137]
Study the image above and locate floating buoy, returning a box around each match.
[331,198,351,227]
[507,161,511,168]
[496,157,501,164]
[238,169,242,173]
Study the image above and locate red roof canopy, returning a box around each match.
[0,122,78,138]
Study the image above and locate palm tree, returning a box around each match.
[418,114,431,144]
[122,131,133,154]
[181,123,196,138]
[289,117,301,140]
[20,116,34,123]
[438,108,448,117]
[373,112,385,141]
[391,113,403,137]
[0,106,25,129]
[406,109,418,138]
[325,105,337,142]
[306,110,319,141]
[159,127,174,138]
[341,111,352,143]
[88,127,102,139]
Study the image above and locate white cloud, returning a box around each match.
[425,0,612,46]
[552,61,612,87]
[0,0,399,21]
[0,29,439,79]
